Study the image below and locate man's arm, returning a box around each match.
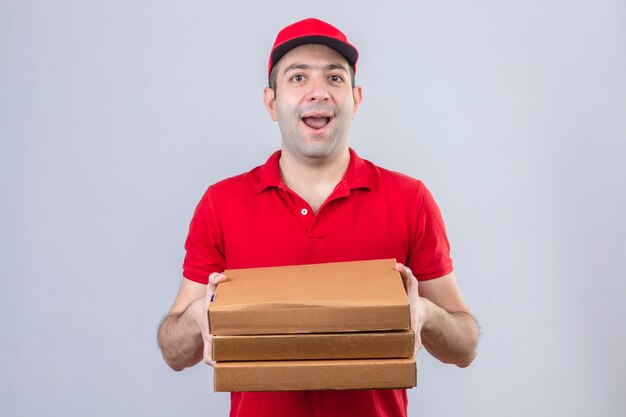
[157,273,226,371]
[396,264,478,367]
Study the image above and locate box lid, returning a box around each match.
[209,258,410,335]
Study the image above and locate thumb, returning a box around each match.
[208,272,228,294]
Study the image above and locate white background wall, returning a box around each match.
[2,1,625,416]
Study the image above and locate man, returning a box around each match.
[158,17,478,417]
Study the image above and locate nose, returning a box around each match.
[305,75,330,102]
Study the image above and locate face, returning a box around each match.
[264,44,362,163]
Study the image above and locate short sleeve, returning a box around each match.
[182,188,226,284]
[408,183,453,281]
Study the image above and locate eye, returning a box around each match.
[290,74,305,82]
[329,74,344,83]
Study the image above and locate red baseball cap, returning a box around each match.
[268,18,359,79]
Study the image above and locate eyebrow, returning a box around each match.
[282,63,349,74]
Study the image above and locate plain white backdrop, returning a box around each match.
[2,1,625,416]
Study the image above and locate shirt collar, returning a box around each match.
[257,148,377,193]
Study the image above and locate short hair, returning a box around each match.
[268,62,356,92]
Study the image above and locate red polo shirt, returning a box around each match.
[183,148,453,417]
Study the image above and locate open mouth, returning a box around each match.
[301,115,332,130]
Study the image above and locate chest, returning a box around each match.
[218,187,414,269]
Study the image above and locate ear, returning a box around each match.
[352,85,363,117]
[263,87,278,121]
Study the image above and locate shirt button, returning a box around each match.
[300,208,308,216]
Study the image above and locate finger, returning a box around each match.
[209,272,228,285]
[395,263,409,291]
[200,332,215,365]
[395,263,416,284]
[203,343,215,366]
[395,263,417,292]
[395,262,410,279]
[414,333,423,357]
[207,272,228,293]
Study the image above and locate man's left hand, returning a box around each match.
[395,262,427,356]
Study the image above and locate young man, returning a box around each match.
[158,18,478,417]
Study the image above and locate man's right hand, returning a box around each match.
[158,272,227,371]
[188,272,228,366]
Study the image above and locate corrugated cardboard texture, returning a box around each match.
[209,259,410,335]
[214,358,417,392]
[212,330,415,362]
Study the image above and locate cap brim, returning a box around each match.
[271,35,358,71]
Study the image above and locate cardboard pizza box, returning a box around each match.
[213,358,417,392]
[208,258,410,336]
[212,330,415,362]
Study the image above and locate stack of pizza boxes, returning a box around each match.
[209,258,416,391]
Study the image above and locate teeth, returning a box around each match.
[302,114,332,118]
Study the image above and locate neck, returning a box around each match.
[279,148,350,213]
